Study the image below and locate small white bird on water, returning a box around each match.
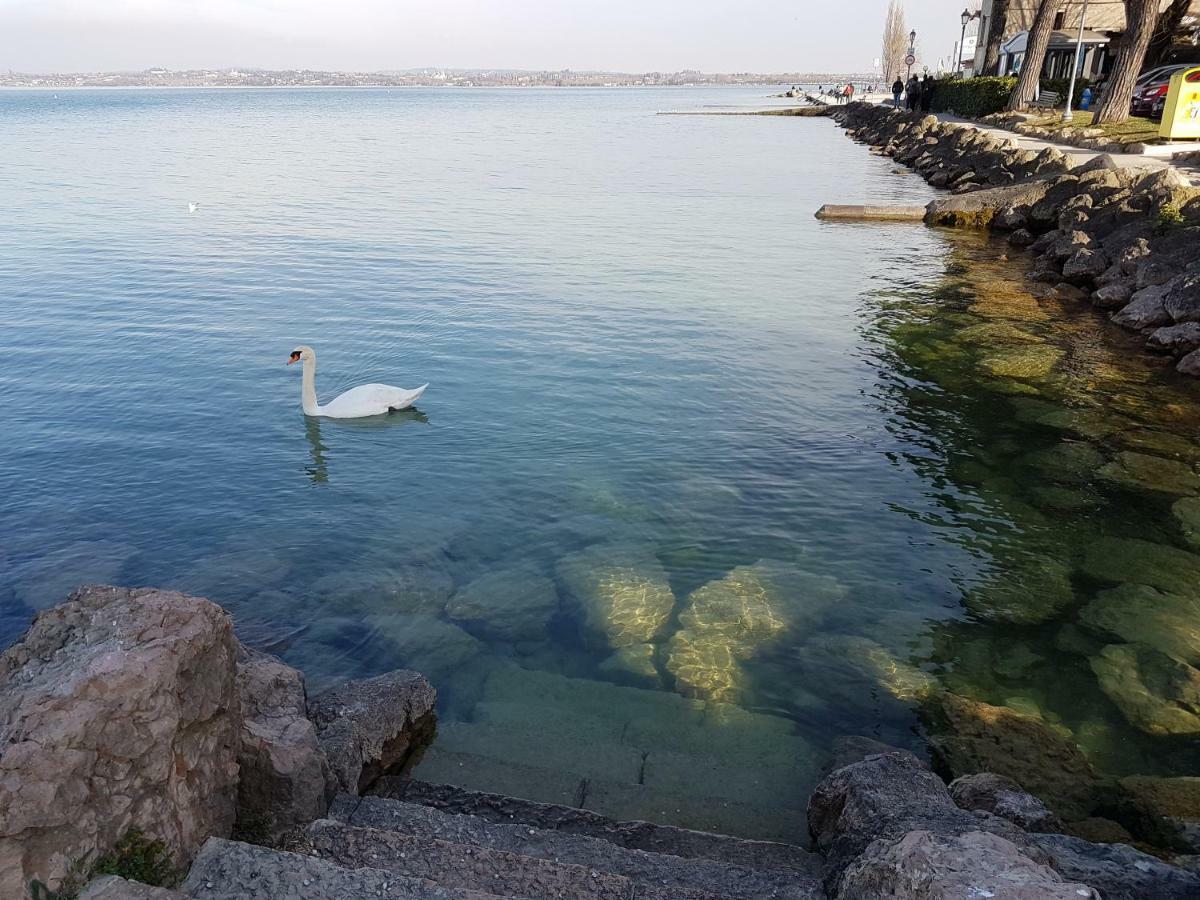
[287,345,427,418]
[188,202,200,213]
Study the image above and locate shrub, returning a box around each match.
[92,829,176,887]
[931,76,1018,117]
[1040,77,1091,108]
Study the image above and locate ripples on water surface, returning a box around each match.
[2,87,1198,840]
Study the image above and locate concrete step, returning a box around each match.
[333,793,824,899]
[373,777,819,873]
[306,818,714,900]
[409,746,807,844]
[179,837,503,899]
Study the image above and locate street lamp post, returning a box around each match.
[907,29,917,82]
[1062,0,1090,122]
[958,8,981,78]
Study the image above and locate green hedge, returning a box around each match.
[930,76,1018,117]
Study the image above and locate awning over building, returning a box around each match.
[1001,29,1111,56]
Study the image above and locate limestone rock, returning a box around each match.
[1165,273,1200,324]
[365,614,482,679]
[597,642,659,687]
[837,829,1099,900]
[979,344,1063,379]
[1062,248,1108,282]
[307,669,436,794]
[949,773,1063,833]
[1180,348,1200,377]
[1112,282,1175,330]
[1097,451,1200,495]
[665,628,746,703]
[1147,322,1200,355]
[235,647,332,844]
[1091,643,1200,736]
[923,692,1098,820]
[445,565,559,642]
[0,586,240,899]
[1092,280,1135,310]
[1079,583,1200,664]
[556,544,675,648]
[1029,831,1200,900]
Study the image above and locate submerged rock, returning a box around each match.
[1175,497,1200,550]
[310,565,454,617]
[979,344,1063,379]
[665,629,746,702]
[1079,583,1200,664]
[556,544,675,648]
[597,642,660,687]
[1081,538,1200,594]
[963,556,1075,625]
[365,614,481,679]
[1019,442,1105,484]
[11,540,138,610]
[1119,775,1200,852]
[444,564,559,642]
[1097,451,1200,495]
[1091,643,1200,736]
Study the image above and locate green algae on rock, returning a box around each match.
[979,345,1063,380]
[1097,451,1200,496]
[1079,583,1200,665]
[1081,538,1200,595]
[964,556,1076,625]
[445,565,559,642]
[556,544,676,649]
[1018,443,1106,485]
[1090,643,1200,736]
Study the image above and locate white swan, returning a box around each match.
[287,345,427,418]
[188,202,200,213]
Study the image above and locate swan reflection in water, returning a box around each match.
[302,408,430,485]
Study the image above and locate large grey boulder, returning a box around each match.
[77,876,183,899]
[307,669,436,794]
[0,586,240,899]
[445,564,560,642]
[1165,273,1200,324]
[949,773,1063,833]
[1147,322,1200,355]
[837,830,1099,899]
[925,178,1054,229]
[1028,832,1200,899]
[1112,282,1175,330]
[235,647,333,844]
[1180,348,1200,376]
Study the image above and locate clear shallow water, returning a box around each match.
[3,87,1199,838]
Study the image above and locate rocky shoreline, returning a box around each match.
[824,102,1200,379]
[3,585,1200,898]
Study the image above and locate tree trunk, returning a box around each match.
[1144,0,1190,70]
[1006,0,1058,111]
[1094,0,1160,124]
[982,0,1010,77]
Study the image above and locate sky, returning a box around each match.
[0,0,969,74]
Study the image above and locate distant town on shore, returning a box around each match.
[1,67,873,89]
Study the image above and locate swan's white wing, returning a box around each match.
[319,383,428,418]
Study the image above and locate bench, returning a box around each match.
[1032,89,1062,109]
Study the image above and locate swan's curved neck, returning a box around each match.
[301,355,321,416]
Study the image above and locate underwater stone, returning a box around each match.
[1097,451,1200,496]
[1018,442,1106,484]
[979,345,1063,380]
[597,642,660,687]
[1079,583,1200,665]
[954,321,1042,346]
[1081,538,1200,595]
[310,566,454,617]
[444,565,559,642]
[1091,643,1200,736]
[963,556,1075,625]
[364,614,482,679]
[12,540,139,611]
[556,544,675,648]
[1175,497,1200,550]
[664,628,746,703]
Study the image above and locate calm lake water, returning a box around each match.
[3,87,1198,841]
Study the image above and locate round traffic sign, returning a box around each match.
[905,53,916,66]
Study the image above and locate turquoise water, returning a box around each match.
[4,87,1199,838]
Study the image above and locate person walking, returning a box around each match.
[920,75,935,113]
[843,82,854,103]
[906,75,920,111]
[892,77,904,109]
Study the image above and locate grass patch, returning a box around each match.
[28,829,178,899]
[1024,111,1161,145]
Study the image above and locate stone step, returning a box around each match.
[305,818,718,900]
[179,837,503,899]
[373,777,819,873]
[410,746,807,844]
[432,718,814,811]
[333,793,824,899]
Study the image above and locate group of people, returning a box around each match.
[891,74,936,112]
[819,83,873,104]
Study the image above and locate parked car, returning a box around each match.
[1131,65,1189,117]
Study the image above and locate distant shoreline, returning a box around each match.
[0,82,824,92]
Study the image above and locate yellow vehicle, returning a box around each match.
[1158,65,1200,141]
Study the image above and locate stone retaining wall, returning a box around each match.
[827,102,1200,378]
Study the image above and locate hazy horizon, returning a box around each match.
[1,0,970,75]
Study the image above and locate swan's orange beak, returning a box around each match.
[287,351,301,365]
